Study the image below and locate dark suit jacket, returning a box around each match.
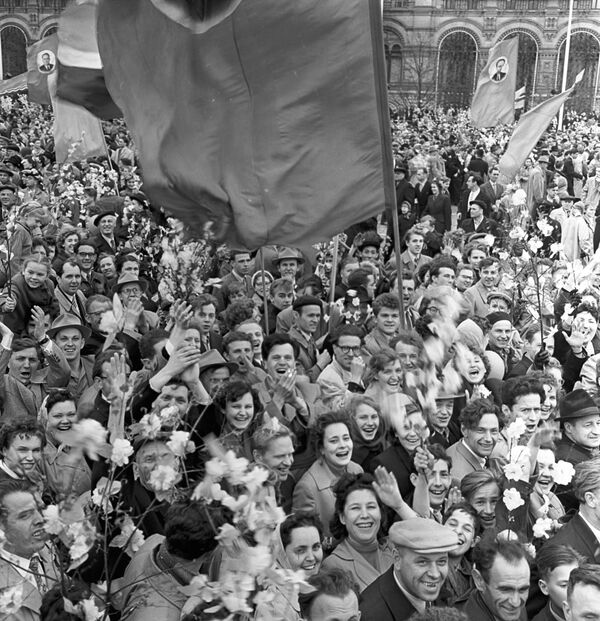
[459,216,499,236]
[554,436,597,512]
[90,232,119,255]
[371,443,415,502]
[360,567,418,621]
[463,590,526,621]
[480,180,505,205]
[395,178,415,210]
[544,512,600,563]
[413,181,432,217]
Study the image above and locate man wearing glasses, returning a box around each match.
[317,325,366,409]
[74,239,107,297]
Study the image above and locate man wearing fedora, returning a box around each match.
[273,247,304,284]
[555,389,600,512]
[114,273,159,335]
[360,517,458,621]
[43,313,94,401]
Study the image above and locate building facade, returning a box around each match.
[0,0,63,79]
[384,0,600,112]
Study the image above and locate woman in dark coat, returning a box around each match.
[423,180,452,235]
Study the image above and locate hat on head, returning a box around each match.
[469,199,487,210]
[356,231,382,251]
[558,389,600,421]
[129,192,148,207]
[0,183,16,193]
[560,194,576,202]
[6,155,21,169]
[197,349,238,375]
[273,247,304,266]
[47,313,92,340]
[5,143,19,153]
[22,168,41,179]
[93,210,117,226]
[0,165,12,177]
[114,273,147,294]
[344,287,370,306]
[486,311,512,326]
[389,518,459,554]
[395,164,408,175]
[292,295,323,312]
[20,202,44,218]
[538,155,549,164]
[487,290,512,305]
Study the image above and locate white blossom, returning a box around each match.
[553,460,576,486]
[148,464,179,492]
[43,505,65,535]
[110,438,134,467]
[503,488,525,512]
[110,517,145,557]
[532,516,554,539]
[505,418,527,441]
[167,430,194,457]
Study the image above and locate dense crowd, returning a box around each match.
[0,94,598,621]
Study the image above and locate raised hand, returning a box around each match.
[30,306,48,342]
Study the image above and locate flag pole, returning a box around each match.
[329,235,340,306]
[260,248,269,334]
[391,206,406,330]
[558,0,574,130]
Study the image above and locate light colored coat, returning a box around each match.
[322,538,394,592]
[292,459,363,539]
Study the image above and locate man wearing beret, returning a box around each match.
[459,199,500,236]
[554,390,600,512]
[289,295,331,382]
[360,517,458,621]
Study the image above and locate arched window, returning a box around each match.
[41,25,58,38]
[501,32,538,109]
[437,31,477,107]
[557,32,599,112]
[384,30,402,86]
[0,26,27,79]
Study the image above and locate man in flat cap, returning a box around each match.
[360,517,458,621]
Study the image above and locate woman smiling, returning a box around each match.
[214,380,262,461]
[39,389,91,500]
[323,473,394,592]
[292,410,363,546]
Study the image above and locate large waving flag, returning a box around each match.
[498,70,585,180]
[27,35,57,105]
[56,0,120,120]
[91,0,394,250]
[471,37,519,128]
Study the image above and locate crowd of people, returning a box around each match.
[0,92,598,621]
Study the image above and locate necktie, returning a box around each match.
[29,556,46,594]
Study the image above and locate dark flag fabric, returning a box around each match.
[498,70,585,180]
[94,0,395,249]
[470,37,519,129]
[56,1,121,120]
[27,35,57,106]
